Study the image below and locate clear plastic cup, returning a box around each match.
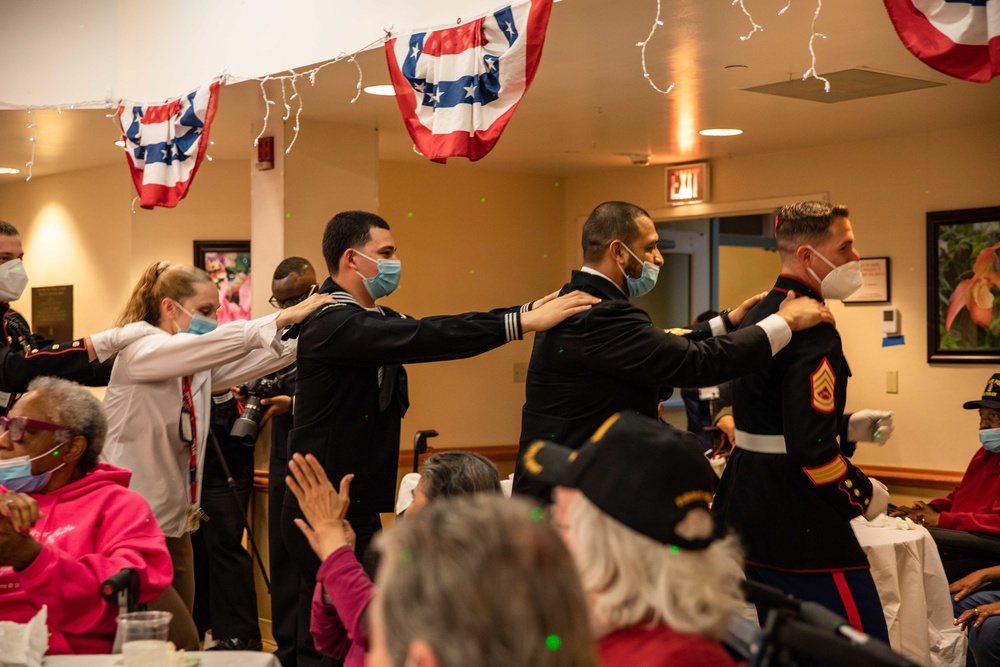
[113,610,172,659]
[122,639,168,667]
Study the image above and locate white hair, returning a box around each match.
[568,494,744,640]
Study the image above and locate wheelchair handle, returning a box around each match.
[412,429,439,473]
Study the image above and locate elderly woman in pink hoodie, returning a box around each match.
[0,377,172,655]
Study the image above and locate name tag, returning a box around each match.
[699,386,720,401]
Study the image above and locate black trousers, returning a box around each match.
[269,454,303,667]
[192,435,261,644]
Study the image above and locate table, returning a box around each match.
[852,515,967,667]
[43,652,279,667]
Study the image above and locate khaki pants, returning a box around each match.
[147,533,201,650]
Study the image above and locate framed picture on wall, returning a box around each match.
[193,240,252,324]
[927,206,1000,363]
[842,257,890,304]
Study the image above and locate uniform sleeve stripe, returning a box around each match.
[505,312,523,342]
[803,456,848,486]
[521,302,531,313]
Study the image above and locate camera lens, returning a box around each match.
[231,396,265,445]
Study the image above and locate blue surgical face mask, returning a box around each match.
[980,428,1000,453]
[615,241,660,298]
[354,250,402,300]
[0,442,67,493]
[172,300,219,335]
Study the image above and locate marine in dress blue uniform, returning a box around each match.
[713,202,891,642]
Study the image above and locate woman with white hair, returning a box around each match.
[523,411,743,666]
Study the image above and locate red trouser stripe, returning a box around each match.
[831,570,863,632]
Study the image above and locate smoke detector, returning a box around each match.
[627,153,650,167]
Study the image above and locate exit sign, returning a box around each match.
[665,162,710,205]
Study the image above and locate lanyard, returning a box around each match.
[181,376,198,505]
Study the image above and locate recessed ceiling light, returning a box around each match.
[363,85,396,96]
[114,140,126,148]
[699,128,743,137]
[0,167,20,175]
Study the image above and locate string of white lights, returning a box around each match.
[635,0,674,94]
[732,0,763,41]
[25,110,37,182]
[800,0,830,92]
[244,33,383,153]
[285,76,304,156]
[778,1,792,16]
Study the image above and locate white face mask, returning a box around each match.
[0,258,29,302]
[806,246,863,300]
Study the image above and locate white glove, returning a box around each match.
[89,322,155,363]
[863,477,890,521]
[847,409,894,445]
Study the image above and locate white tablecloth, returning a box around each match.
[42,652,279,667]
[851,515,967,667]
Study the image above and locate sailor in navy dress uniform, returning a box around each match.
[713,201,894,642]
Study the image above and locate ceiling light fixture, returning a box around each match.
[363,85,396,96]
[699,128,743,137]
[0,167,21,175]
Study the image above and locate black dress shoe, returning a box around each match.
[207,637,264,651]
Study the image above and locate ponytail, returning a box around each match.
[116,261,212,326]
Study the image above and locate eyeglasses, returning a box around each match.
[269,284,318,309]
[0,416,72,443]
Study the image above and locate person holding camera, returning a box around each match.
[250,256,318,667]
[101,261,333,649]
[190,388,263,651]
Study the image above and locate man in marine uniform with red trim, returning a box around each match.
[713,201,895,641]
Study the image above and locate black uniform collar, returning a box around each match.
[319,277,367,308]
[773,274,823,302]
[570,269,628,302]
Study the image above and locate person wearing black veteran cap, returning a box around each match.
[523,411,743,666]
[892,373,1000,581]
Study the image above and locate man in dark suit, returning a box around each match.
[512,201,833,500]
[281,210,596,667]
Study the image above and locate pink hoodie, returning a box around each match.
[0,463,173,655]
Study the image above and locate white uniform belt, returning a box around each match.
[734,430,788,454]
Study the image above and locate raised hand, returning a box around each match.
[286,453,354,561]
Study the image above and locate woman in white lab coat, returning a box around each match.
[102,261,332,648]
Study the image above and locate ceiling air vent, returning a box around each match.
[743,68,944,104]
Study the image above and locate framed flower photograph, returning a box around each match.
[193,240,251,325]
[927,206,1000,363]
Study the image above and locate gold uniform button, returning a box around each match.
[854,489,861,497]
[864,498,870,505]
[30,349,37,354]
[845,479,853,489]
[51,344,59,350]
[72,341,80,347]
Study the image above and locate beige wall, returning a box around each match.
[0,160,251,334]
[718,245,781,310]
[378,160,567,449]
[564,120,1000,475]
[283,120,380,276]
